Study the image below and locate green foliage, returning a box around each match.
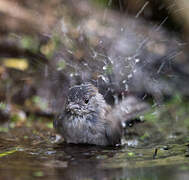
[57,59,66,71]
[0,127,9,133]
[144,94,189,125]
[11,114,21,122]
[40,35,61,58]
[92,0,110,7]
[32,96,48,111]
[143,109,159,123]
[46,122,53,129]
[128,152,135,157]
[0,102,6,110]
[0,149,18,158]
[20,36,39,53]
[140,132,150,141]
[33,171,44,177]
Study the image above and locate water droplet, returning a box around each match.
[135,58,140,63]
[128,57,132,61]
[99,40,103,44]
[128,74,133,79]
[103,66,107,70]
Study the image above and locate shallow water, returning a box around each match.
[0,125,188,180]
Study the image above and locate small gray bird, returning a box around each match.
[54,83,149,146]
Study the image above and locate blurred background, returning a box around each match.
[0,1,189,180]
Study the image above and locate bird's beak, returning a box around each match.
[66,102,80,112]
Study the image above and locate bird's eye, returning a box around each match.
[84,97,89,104]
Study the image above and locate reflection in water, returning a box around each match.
[0,131,189,180]
[53,144,122,180]
[52,143,189,180]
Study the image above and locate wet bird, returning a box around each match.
[54,83,149,146]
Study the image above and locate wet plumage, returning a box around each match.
[54,83,149,146]
[54,83,122,146]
